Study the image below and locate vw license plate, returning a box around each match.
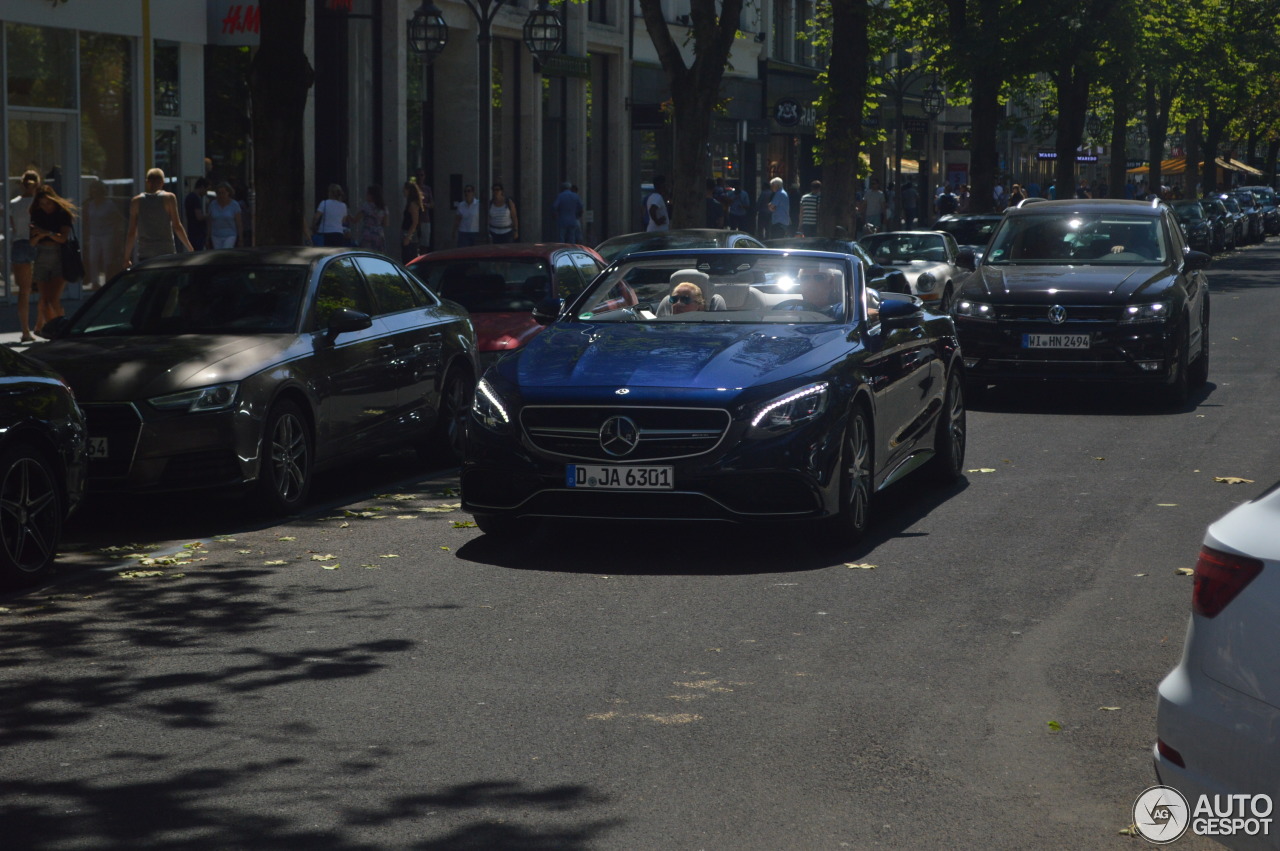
[1022,333,1090,349]
[566,464,673,490]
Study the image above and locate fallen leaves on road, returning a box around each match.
[1134,573,1147,577]
[1098,706,1121,711]
[379,554,400,558]
[118,570,167,579]
[845,563,876,569]
[967,468,997,473]
[419,504,460,513]
[278,536,296,542]
[321,564,340,570]
[1156,504,1178,507]
[1047,720,1062,732]
[264,559,287,566]
[1214,476,1254,484]
[1118,824,1140,837]
[452,520,478,528]
[310,554,337,562]
[1175,567,1195,576]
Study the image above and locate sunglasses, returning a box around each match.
[670,294,697,305]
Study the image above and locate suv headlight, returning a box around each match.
[473,377,512,431]
[750,382,829,431]
[148,383,239,413]
[953,298,995,320]
[1119,302,1168,324]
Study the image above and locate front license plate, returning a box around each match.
[86,437,109,459]
[1022,333,1090,349]
[566,464,673,490]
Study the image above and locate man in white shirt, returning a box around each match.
[453,184,481,246]
[646,175,670,232]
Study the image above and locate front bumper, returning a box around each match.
[461,410,845,523]
[955,316,1178,385]
[79,402,259,493]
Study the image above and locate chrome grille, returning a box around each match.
[80,402,143,479]
[521,406,731,461]
[995,305,1122,324]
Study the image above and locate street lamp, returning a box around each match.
[522,1,564,69]
[921,80,945,119]
[1086,112,1102,141]
[919,79,945,221]
[1037,112,1056,139]
[408,0,449,61]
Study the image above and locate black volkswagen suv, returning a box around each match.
[951,199,1210,405]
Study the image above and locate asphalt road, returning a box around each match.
[4,238,1279,850]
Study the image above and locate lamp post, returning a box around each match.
[522,1,563,71]
[408,1,449,60]
[920,78,945,223]
[879,51,935,229]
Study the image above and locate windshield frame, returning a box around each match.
[564,249,864,326]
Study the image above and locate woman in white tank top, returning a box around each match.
[486,183,519,244]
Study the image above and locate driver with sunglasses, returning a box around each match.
[775,266,845,319]
[655,268,726,316]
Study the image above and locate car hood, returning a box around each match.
[502,321,850,394]
[964,264,1173,304]
[470,312,544,353]
[28,335,293,402]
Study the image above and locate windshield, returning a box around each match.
[1171,202,1204,221]
[985,214,1168,265]
[409,258,553,312]
[935,218,999,246]
[67,266,306,337]
[572,254,854,324]
[859,232,949,265]
[597,234,723,262]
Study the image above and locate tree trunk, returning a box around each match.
[1052,63,1089,200]
[967,65,1001,213]
[1107,99,1128,199]
[818,0,869,237]
[250,0,313,246]
[1143,80,1171,200]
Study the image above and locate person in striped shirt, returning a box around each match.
[800,180,822,237]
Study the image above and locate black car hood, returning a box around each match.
[28,335,293,402]
[507,322,851,392]
[965,264,1174,304]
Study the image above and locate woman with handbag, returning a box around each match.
[8,170,40,342]
[28,184,78,337]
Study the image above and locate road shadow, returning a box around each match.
[454,474,969,576]
[966,380,1217,416]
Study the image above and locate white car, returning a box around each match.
[858,230,965,312]
[1155,480,1280,849]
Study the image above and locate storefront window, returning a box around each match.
[80,33,134,203]
[154,41,181,116]
[7,23,76,109]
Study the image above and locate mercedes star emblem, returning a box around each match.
[1048,305,1067,325]
[599,416,640,457]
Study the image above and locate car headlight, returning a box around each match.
[750,382,829,431]
[953,298,995,320]
[473,377,512,431]
[915,271,937,292]
[148,383,239,412]
[1119,302,1168,324]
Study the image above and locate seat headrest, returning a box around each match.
[669,268,709,289]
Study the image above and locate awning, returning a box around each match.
[1217,157,1264,176]
[1127,157,1188,176]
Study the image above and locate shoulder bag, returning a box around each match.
[61,224,86,283]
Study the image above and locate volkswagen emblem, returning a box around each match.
[1048,305,1068,325]
[599,416,640,457]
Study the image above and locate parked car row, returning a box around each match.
[1171,188,1277,254]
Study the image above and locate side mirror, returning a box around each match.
[879,296,924,327]
[1184,250,1211,271]
[956,247,977,271]
[38,316,70,340]
[327,308,373,337]
[532,297,564,325]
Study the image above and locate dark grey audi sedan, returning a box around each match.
[952,199,1210,405]
[30,247,477,513]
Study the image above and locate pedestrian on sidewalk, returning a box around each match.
[313,184,350,247]
[123,168,194,267]
[28,184,77,336]
[487,183,519,243]
[767,177,791,239]
[414,168,434,250]
[401,180,425,261]
[83,179,124,290]
[8,170,40,342]
[184,178,208,251]
[208,183,244,249]
[725,179,751,231]
[551,181,583,243]
[644,176,669,232]
[453,185,481,247]
[799,180,821,237]
[705,179,725,229]
[355,184,387,252]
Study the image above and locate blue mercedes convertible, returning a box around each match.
[461,248,966,542]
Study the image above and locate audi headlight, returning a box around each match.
[473,377,512,431]
[915,271,938,292]
[148,383,239,413]
[1120,302,1168,324]
[953,298,995,320]
[750,382,829,431]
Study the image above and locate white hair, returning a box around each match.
[770,177,783,189]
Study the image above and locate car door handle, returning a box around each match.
[378,343,396,352]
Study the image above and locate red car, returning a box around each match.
[407,244,606,372]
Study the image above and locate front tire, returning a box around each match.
[1189,307,1210,388]
[427,367,476,465]
[1164,322,1190,407]
[0,442,64,588]
[257,400,313,514]
[927,370,966,483]
[825,405,873,543]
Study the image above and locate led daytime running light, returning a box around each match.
[751,382,829,428]
[476,378,510,424]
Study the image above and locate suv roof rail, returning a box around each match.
[1017,197,1046,207]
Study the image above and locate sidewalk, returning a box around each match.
[0,281,90,349]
